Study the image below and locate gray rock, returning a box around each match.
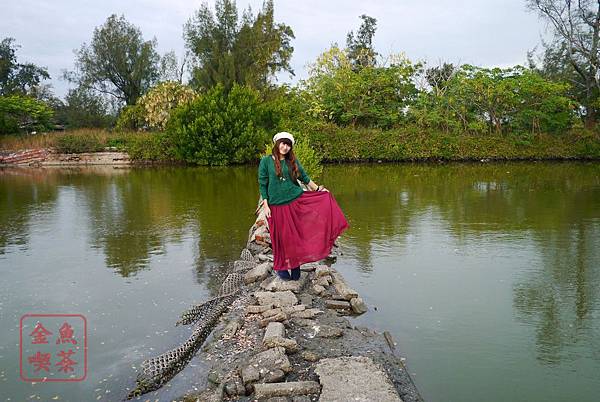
[260,312,288,327]
[244,262,272,284]
[207,370,221,384]
[234,259,258,272]
[263,368,286,383]
[253,381,321,399]
[350,297,368,314]
[262,307,283,318]
[255,291,298,307]
[315,265,331,277]
[247,347,292,377]
[289,318,316,327]
[317,324,343,338]
[264,322,285,342]
[258,253,274,262]
[312,284,325,295]
[314,276,331,287]
[292,396,312,402]
[247,304,273,314]
[260,272,308,292]
[300,262,318,271]
[331,272,359,300]
[290,308,321,319]
[299,294,313,307]
[265,398,289,402]
[325,300,352,311]
[315,356,402,402]
[241,365,260,385]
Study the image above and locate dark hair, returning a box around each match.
[272,139,299,180]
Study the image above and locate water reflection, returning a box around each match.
[325,162,600,365]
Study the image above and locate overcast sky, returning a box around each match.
[2,0,549,99]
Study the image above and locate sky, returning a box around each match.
[2,0,550,99]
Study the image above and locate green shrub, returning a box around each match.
[126,133,175,161]
[0,95,54,134]
[115,104,146,131]
[167,84,271,165]
[55,134,103,153]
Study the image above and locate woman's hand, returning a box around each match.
[264,205,271,218]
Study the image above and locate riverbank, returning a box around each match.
[128,199,423,401]
[1,127,599,166]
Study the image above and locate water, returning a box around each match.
[1,162,599,401]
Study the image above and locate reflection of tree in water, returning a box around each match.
[79,166,257,280]
[513,223,600,365]
[0,169,59,254]
[327,162,600,364]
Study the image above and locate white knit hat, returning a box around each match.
[273,131,295,145]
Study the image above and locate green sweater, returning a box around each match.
[258,155,311,205]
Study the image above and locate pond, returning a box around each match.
[1,162,599,402]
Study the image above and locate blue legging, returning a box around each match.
[277,267,301,280]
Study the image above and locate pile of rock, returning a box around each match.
[183,200,422,402]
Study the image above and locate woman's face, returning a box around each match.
[278,140,292,156]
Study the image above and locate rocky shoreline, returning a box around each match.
[174,202,423,402]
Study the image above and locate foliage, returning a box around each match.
[346,15,378,70]
[166,83,271,165]
[55,133,103,153]
[0,94,54,134]
[0,37,50,96]
[126,132,176,161]
[184,0,294,91]
[115,104,146,131]
[410,65,575,135]
[55,86,114,129]
[307,123,599,162]
[303,46,420,128]
[527,0,600,127]
[137,81,198,130]
[68,14,160,105]
[261,132,323,180]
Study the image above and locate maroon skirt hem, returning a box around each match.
[267,191,349,271]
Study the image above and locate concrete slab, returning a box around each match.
[315,356,403,402]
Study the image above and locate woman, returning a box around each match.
[258,131,348,280]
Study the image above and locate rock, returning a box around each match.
[253,381,321,399]
[315,356,402,402]
[314,276,331,287]
[263,336,299,353]
[262,308,283,318]
[247,347,292,376]
[264,322,285,342]
[325,300,352,311]
[289,318,316,327]
[260,312,288,327]
[224,377,246,397]
[244,262,271,284]
[234,259,258,272]
[282,305,306,314]
[312,284,325,295]
[207,370,221,384]
[331,272,359,300]
[290,308,321,319]
[299,294,313,307]
[315,265,331,277]
[258,253,274,262]
[263,368,286,383]
[222,319,240,337]
[247,304,273,314]
[301,351,319,362]
[265,398,289,402]
[350,297,368,314]
[255,291,298,307]
[300,262,318,272]
[316,324,343,338]
[260,272,308,292]
[292,397,312,402]
[241,365,260,385]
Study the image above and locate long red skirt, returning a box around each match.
[267,191,349,271]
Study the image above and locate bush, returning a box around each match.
[167,84,271,165]
[262,132,323,180]
[55,133,103,153]
[115,104,146,131]
[126,133,175,161]
[0,95,54,134]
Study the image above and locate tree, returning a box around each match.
[68,14,160,106]
[346,15,378,69]
[55,86,114,128]
[0,37,50,96]
[527,0,600,127]
[184,0,294,91]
